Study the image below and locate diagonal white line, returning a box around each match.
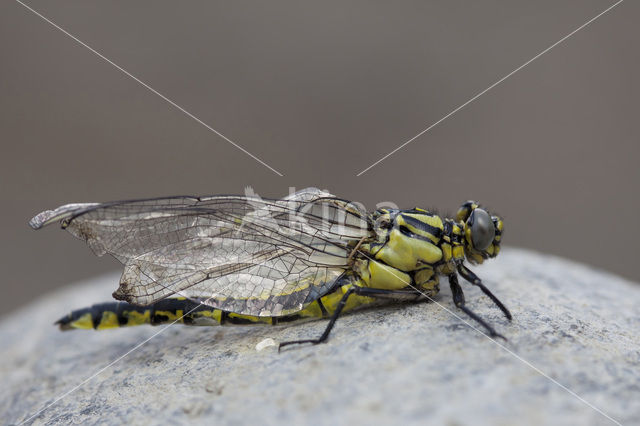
[14,0,284,177]
[413,289,622,425]
[356,0,625,176]
[354,250,621,425]
[18,249,277,424]
[18,305,200,425]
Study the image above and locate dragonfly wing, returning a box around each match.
[119,248,348,316]
[30,188,371,316]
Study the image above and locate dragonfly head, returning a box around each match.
[456,201,503,264]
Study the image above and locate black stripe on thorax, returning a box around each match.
[399,214,442,240]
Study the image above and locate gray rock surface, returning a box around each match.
[1,248,638,425]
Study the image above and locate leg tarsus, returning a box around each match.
[278,338,324,351]
[449,274,506,340]
[456,304,506,340]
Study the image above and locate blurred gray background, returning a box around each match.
[1,0,637,316]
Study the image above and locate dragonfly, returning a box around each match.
[29,188,511,348]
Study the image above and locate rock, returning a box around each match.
[1,248,638,425]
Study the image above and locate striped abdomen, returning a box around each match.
[56,285,378,330]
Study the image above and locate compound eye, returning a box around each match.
[469,208,495,251]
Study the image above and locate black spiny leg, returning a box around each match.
[278,286,427,350]
[449,274,506,340]
[457,264,512,320]
[279,286,357,351]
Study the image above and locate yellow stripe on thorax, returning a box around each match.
[374,229,442,271]
[356,258,412,290]
[398,213,443,244]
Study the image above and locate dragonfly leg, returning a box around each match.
[278,285,431,350]
[449,274,506,340]
[457,264,512,320]
[279,286,357,350]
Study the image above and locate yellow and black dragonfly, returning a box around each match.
[29,188,510,348]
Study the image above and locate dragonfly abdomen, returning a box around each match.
[55,282,382,331]
[55,298,281,330]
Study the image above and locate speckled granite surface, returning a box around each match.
[2,248,638,425]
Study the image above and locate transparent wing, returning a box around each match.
[30,188,372,316]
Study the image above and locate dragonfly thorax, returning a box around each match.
[353,209,445,290]
[367,209,445,269]
[354,203,503,290]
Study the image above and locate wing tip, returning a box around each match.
[112,284,139,304]
[112,289,153,307]
[28,210,54,230]
[28,218,42,230]
[112,289,127,302]
[28,203,101,230]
